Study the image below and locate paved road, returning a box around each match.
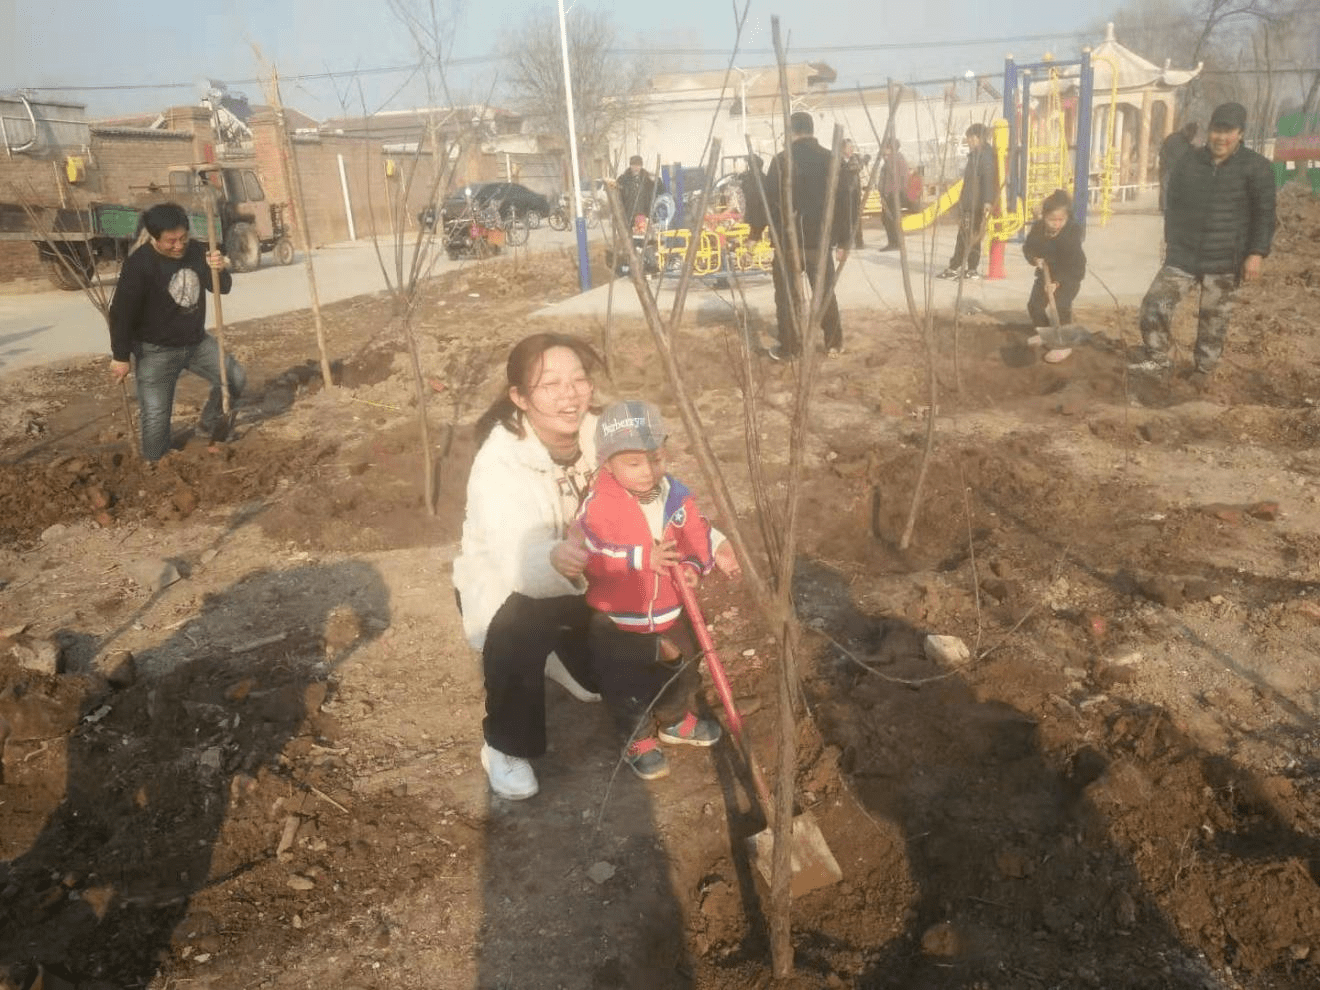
[1,209,1166,375]
[0,226,584,375]
[537,211,1166,325]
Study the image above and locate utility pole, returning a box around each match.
[557,0,592,291]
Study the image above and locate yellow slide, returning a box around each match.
[900,179,961,232]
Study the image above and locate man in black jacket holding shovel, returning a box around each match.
[108,202,244,461]
[1131,102,1276,381]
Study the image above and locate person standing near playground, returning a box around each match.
[878,138,913,251]
[1158,122,1199,212]
[1130,102,1276,380]
[616,155,661,230]
[577,400,737,780]
[760,110,852,360]
[108,202,244,462]
[740,153,769,234]
[938,123,997,280]
[840,139,867,249]
[1022,189,1086,328]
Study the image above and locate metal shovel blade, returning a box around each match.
[746,811,843,898]
[1036,322,1089,350]
[672,572,843,897]
[209,410,236,445]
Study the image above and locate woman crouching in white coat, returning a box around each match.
[452,332,607,800]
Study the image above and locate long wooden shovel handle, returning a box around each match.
[118,380,138,459]
[202,193,231,417]
[1040,259,1060,329]
[672,568,777,820]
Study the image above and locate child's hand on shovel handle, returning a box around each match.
[650,539,681,574]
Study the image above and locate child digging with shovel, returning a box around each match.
[577,400,740,780]
[1023,189,1087,363]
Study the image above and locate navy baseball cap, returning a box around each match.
[595,400,667,463]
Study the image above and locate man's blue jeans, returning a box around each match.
[133,335,245,461]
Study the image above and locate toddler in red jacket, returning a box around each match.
[578,400,735,780]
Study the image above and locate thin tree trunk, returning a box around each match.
[401,316,436,515]
[269,67,335,390]
[898,103,959,551]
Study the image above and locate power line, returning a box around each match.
[8,28,1104,96]
[621,28,1094,56]
[8,54,498,94]
[1202,67,1320,75]
[19,30,1297,105]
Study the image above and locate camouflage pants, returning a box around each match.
[1138,265,1241,372]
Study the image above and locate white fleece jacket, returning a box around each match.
[452,415,598,649]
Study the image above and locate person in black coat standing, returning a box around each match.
[938,123,997,280]
[740,153,769,234]
[757,111,852,359]
[616,155,661,228]
[840,139,867,249]
[1132,102,1276,379]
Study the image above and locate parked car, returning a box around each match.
[425,182,552,230]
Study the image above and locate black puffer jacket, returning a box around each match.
[617,168,660,219]
[764,136,852,251]
[1023,219,1086,287]
[742,163,770,238]
[959,145,996,211]
[1164,144,1276,275]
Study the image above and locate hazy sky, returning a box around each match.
[1,0,1116,120]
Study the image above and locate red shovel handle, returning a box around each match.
[672,567,776,822]
[672,568,742,739]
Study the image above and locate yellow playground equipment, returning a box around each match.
[900,182,962,233]
[653,220,774,276]
[1025,58,1072,216]
[1090,54,1121,227]
[723,223,775,271]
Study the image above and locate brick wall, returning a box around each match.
[1,106,494,283]
[0,157,72,281]
[91,129,199,202]
[249,112,464,247]
[0,124,202,284]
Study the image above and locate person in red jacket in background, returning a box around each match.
[578,400,739,781]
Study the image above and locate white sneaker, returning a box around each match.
[480,743,539,800]
[544,652,601,703]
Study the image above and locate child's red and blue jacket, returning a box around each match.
[578,469,715,632]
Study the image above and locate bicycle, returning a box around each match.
[545,194,602,231]
[581,196,602,230]
[547,194,571,231]
[500,203,531,247]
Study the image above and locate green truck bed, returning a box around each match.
[0,202,213,243]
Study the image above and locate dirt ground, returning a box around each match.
[0,193,1319,990]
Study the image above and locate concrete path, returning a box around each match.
[0,209,1164,375]
[533,210,1166,331]
[0,227,585,375]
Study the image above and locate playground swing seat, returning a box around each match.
[655,228,691,273]
[694,229,723,275]
[723,223,774,272]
